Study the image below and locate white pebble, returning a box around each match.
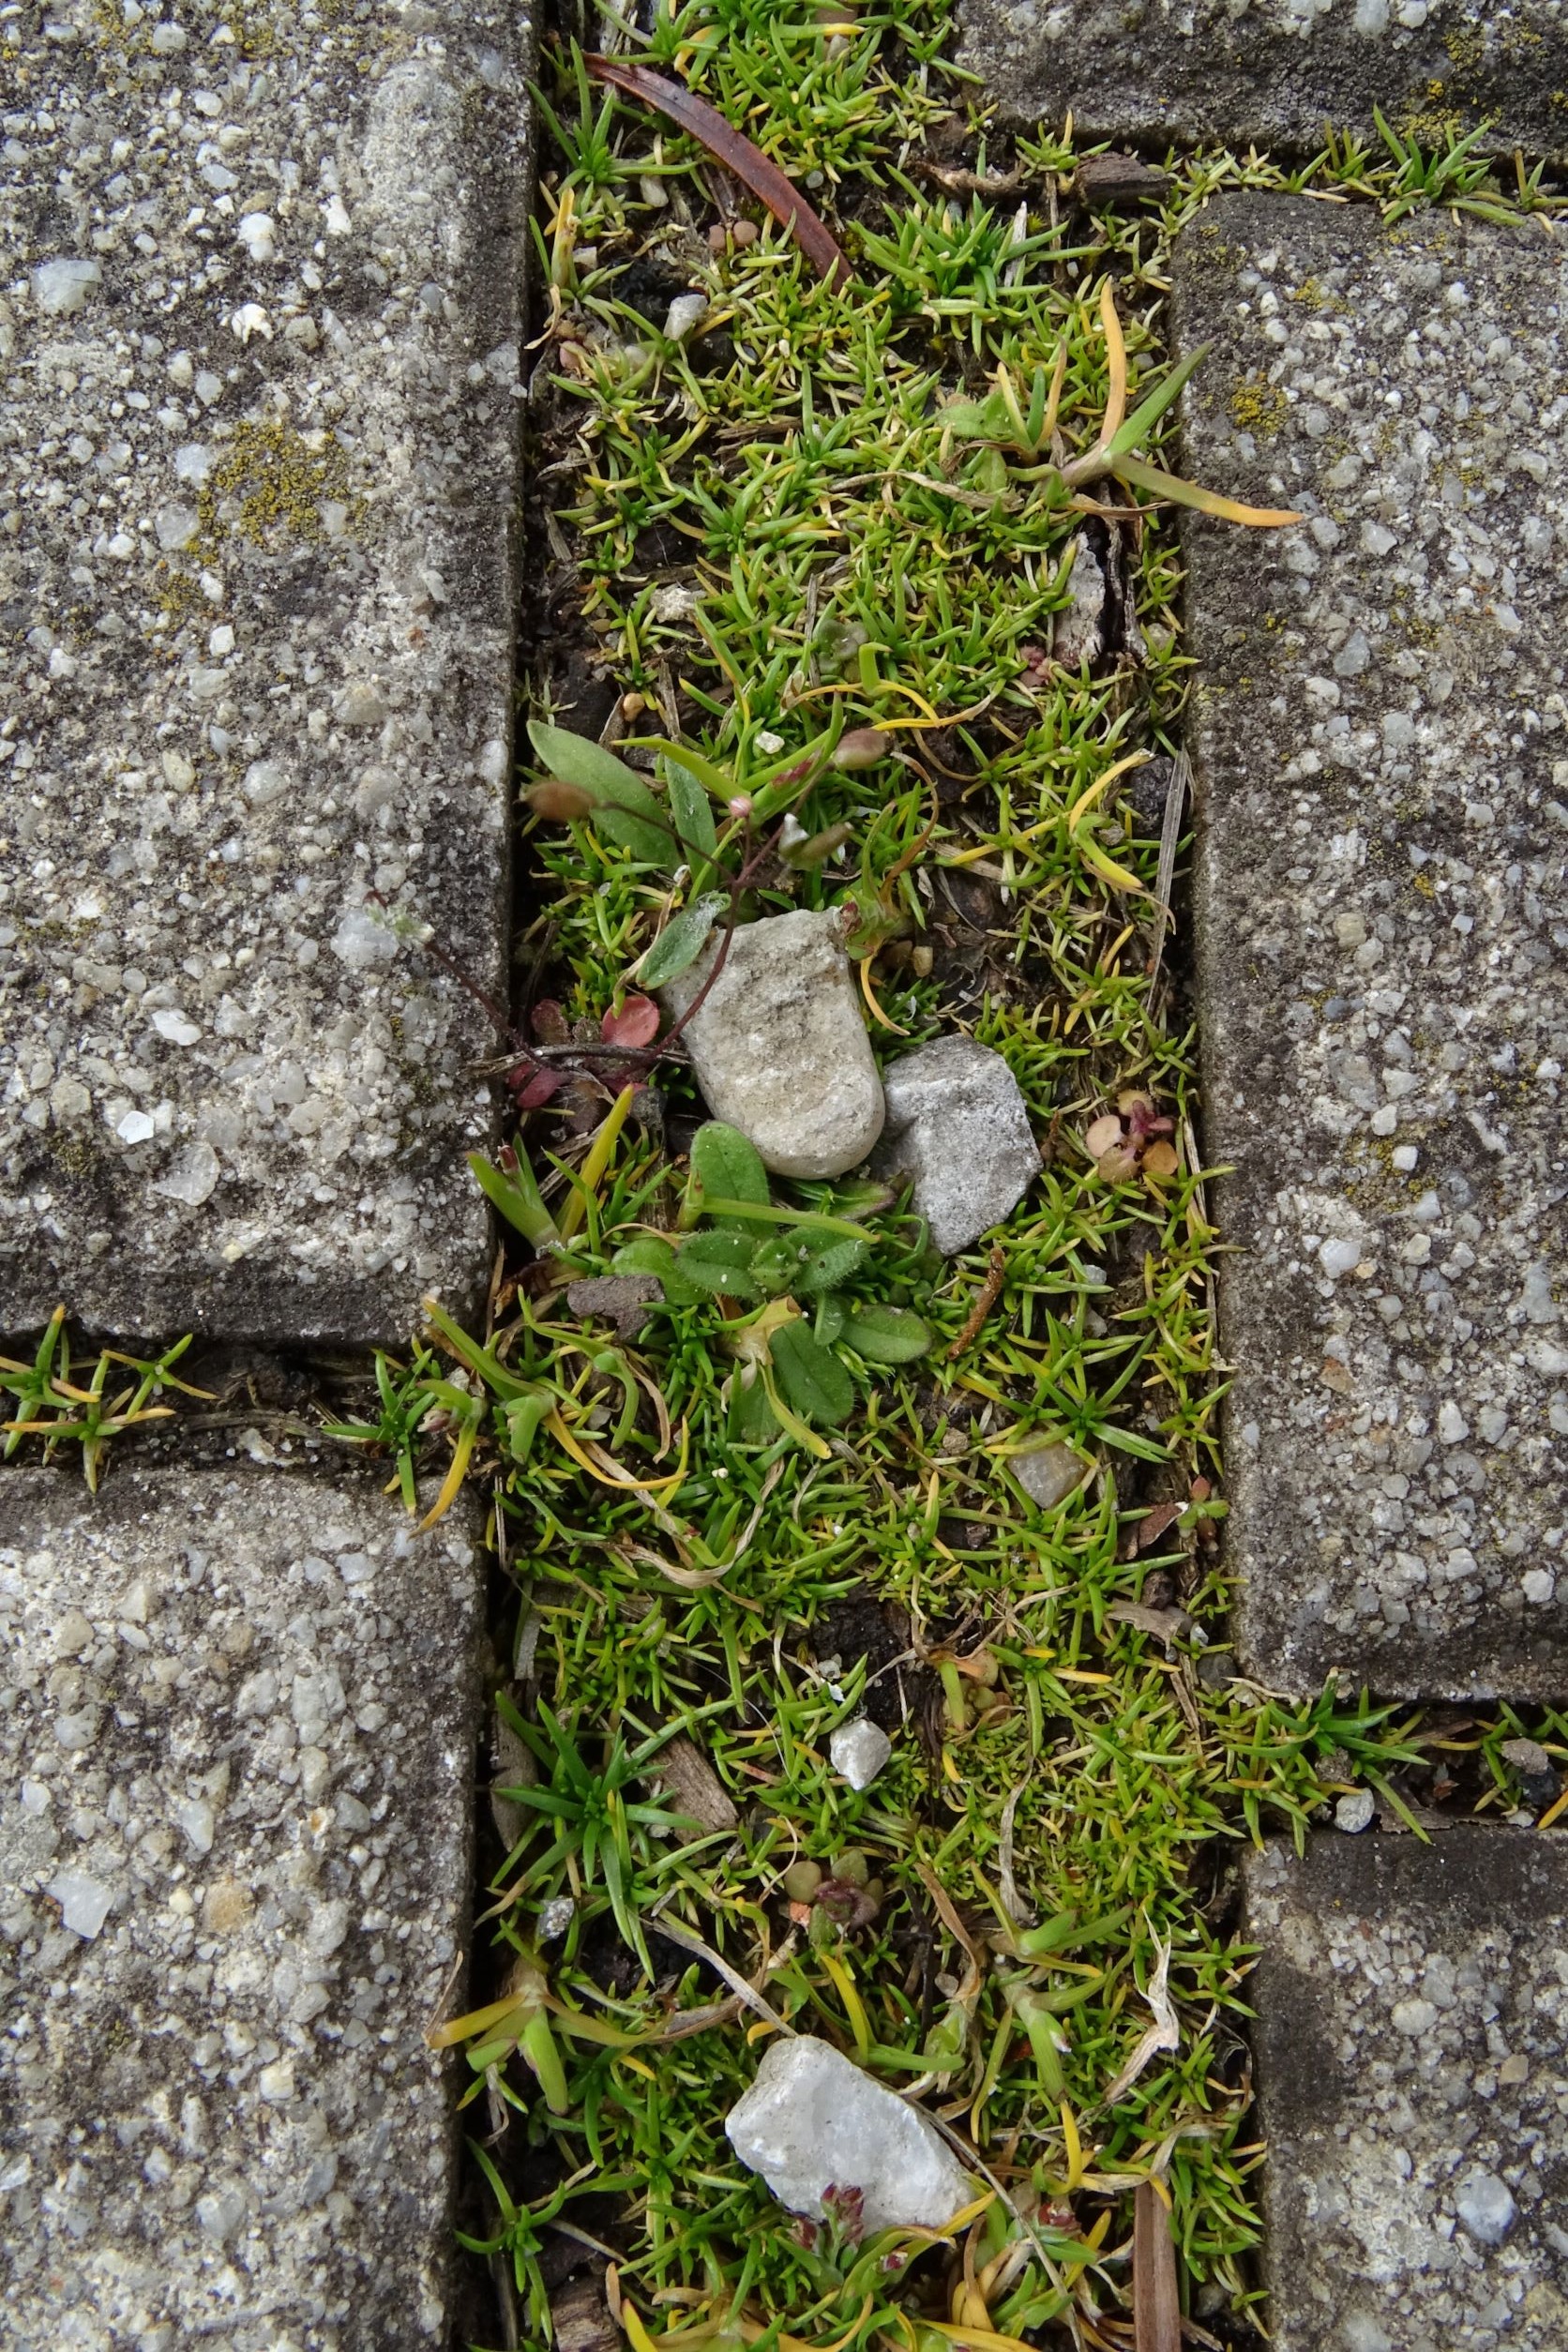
[46,1870,114,1939]
[236,213,277,264]
[829,1718,892,1790]
[31,257,101,316]
[1455,2171,1517,2246]
[151,1008,202,1046]
[1318,1236,1361,1279]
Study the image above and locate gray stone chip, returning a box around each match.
[873,1035,1039,1255]
[660,910,885,1179]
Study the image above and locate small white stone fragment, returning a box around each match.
[173,1797,216,1854]
[230,302,273,343]
[331,905,400,971]
[1523,1569,1556,1606]
[537,1895,575,1943]
[151,1007,202,1046]
[1334,1789,1375,1834]
[1319,1236,1361,1279]
[663,292,707,342]
[725,2035,973,2231]
[1455,2170,1517,2246]
[236,213,277,263]
[32,257,101,315]
[46,1870,114,1940]
[1437,1401,1469,1444]
[829,1719,892,1791]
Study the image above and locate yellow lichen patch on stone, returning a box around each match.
[197,417,358,551]
[1228,374,1286,437]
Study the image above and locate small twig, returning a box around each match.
[946,1244,1006,1360]
[645,1914,796,2038]
[1145,749,1190,1002]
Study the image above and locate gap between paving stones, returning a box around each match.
[445,14,1568,2351]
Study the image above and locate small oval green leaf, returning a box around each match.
[842,1303,933,1364]
[770,1319,854,1425]
[636,894,727,990]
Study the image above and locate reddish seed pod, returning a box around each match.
[834,727,891,770]
[526,778,597,821]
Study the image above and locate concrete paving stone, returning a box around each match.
[0,0,536,1345]
[1246,1830,1568,2352]
[0,1462,484,2352]
[1171,195,1568,1699]
[957,0,1568,161]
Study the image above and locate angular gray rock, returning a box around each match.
[0,1,535,1343]
[0,1465,484,2348]
[1175,197,1568,1700]
[1007,1440,1090,1512]
[660,910,884,1179]
[725,2035,974,2231]
[1246,1832,1568,2351]
[958,0,1568,163]
[873,1036,1038,1254]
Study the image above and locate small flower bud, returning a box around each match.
[834,727,891,770]
[728,793,753,820]
[526,778,597,822]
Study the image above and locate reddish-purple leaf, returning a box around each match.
[601,992,660,1049]
[584,56,851,290]
[510,1063,563,1110]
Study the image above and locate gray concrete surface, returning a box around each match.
[958,0,1568,161]
[1247,1831,1568,2352]
[1173,195,1568,1700]
[0,0,535,1344]
[0,1463,484,2352]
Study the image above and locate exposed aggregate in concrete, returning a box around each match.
[1248,1832,1568,2352]
[0,0,535,1341]
[958,0,1568,161]
[0,1464,484,2352]
[1173,197,1568,1699]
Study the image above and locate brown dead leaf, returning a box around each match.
[1107,1601,1195,1648]
[585,57,851,288]
[649,1733,739,1838]
[1133,2180,1181,2352]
